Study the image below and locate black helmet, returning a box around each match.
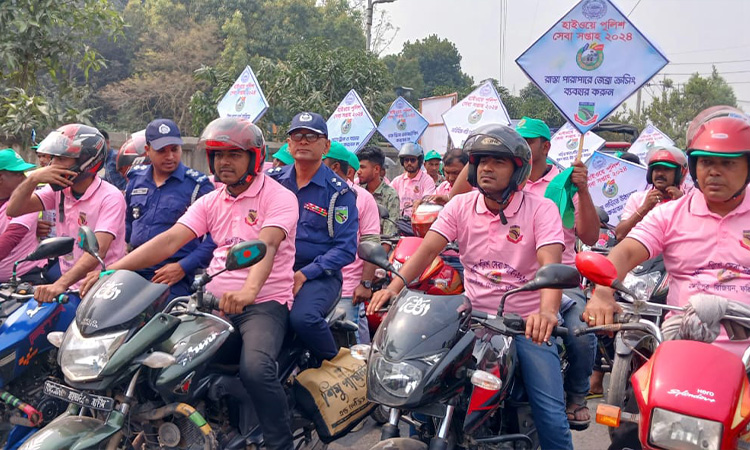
[35,124,106,190]
[465,124,531,204]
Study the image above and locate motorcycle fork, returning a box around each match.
[429,404,455,450]
[380,408,401,440]
[104,368,142,450]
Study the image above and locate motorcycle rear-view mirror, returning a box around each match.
[226,240,267,271]
[575,251,635,296]
[357,241,390,270]
[377,204,390,220]
[22,237,74,262]
[596,207,610,227]
[78,226,106,270]
[78,226,99,256]
[521,264,581,291]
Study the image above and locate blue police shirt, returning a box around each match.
[104,148,127,191]
[268,163,358,280]
[126,162,216,275]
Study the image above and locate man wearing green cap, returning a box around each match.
[323,142,380,343]
[0,149,44,283]
[272,143,294,168]
[423,149,444,187]
[516,116,600,429]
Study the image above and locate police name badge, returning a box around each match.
[132,188,149,195]
[334,206,349,224]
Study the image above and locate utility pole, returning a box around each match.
[636,88,642,118]
[366,0,396,52]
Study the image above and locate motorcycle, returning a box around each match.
[353,241,578,450]
[575,251,750,450]
[1,237,77,450]
[20,226,359,450]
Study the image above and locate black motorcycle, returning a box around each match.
[20,227,358,450]
[353,242,579,450]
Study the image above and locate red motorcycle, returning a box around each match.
[367,203,464,338]
[576,251,750,450]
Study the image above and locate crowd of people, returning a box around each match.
[1,105,749,450]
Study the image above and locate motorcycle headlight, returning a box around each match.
[59,323,128,382]
[649,408,722,450]
[373,355,423,398]
[623,271,662,300]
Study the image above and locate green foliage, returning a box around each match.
[614,68,737,147]
[400,35,474,98]
[0,0,123,142]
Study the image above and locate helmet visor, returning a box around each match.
[650,161,678,168]
[689,150,745,158]
[35,131,74,157]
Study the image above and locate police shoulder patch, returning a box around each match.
[185,168,208,184]
[334,206,349,224]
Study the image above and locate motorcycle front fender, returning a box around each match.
[19,411,124,450]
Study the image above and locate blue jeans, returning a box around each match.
[561,290,597,405]
[337,297,370,344]
[514,335,573,450]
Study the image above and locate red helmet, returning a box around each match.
[686,111,750,191]
[645,145,688,186]
[198,118,266,186]
[116,130,150,173]
[35,124,106,176]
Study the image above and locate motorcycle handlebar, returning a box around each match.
[573,322,653,337]
[473,312,568,339]
[200,292,221,311]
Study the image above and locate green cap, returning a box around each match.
[348,150,360,171]
[424,149,442,161]
[0,148,35,172]
[272,143,294,165]
[323,140,351,163]
[515,116,551,141]
[689,150,746,158]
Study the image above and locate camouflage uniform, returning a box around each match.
[362,178,400,237]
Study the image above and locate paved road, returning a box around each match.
[331,377,612,449]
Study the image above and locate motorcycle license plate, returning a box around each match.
[43,380,114,412]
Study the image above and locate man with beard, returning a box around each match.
[391,143,435,218]
[615,145,688,241]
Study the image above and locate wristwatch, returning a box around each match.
[360,280,373,289]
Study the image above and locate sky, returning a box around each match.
[376,0,750,114]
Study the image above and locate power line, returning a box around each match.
[627,0,643,16]
[670,45,750,56]
[668,59,750,66]
[660,69,750,76]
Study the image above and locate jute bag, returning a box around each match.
[293,348,374,443]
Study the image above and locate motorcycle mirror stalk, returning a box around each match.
[497,264,581,315]
[357,241,408,286]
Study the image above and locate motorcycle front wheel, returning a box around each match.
[606,346,650,449]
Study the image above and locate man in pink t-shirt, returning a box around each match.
[587,114,750,360]
[369,124,573,450]
[323,143,380,343]
[8,125,126,301]
[80,118,300,450]
[391,143,436,218]
[615,145,689,241]
[0,149,44,283]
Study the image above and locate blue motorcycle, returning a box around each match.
[0,237,77,450]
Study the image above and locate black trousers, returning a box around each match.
[232,301,293,450]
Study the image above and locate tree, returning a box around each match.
[0,0,123,144]
[615,68,737,147]
[98,0,221,133]
[513,83,566,128]
[400,35,473,98]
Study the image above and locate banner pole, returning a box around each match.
[576,133,585,163]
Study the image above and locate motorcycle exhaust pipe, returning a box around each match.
[0,389,42,426]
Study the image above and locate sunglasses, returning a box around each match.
[290,132,323,143]
[402,157,418,163]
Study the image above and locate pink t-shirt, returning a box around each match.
[391,170,436,217]
[436,180,452,196]
[628,189,750,357]
[341,183,381,298]
[0,202,42,281]
[35,178,127,288]
[621,186,691,221]
[178,173,299,308]
[431,190,565,317]
[524,165,579,266]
